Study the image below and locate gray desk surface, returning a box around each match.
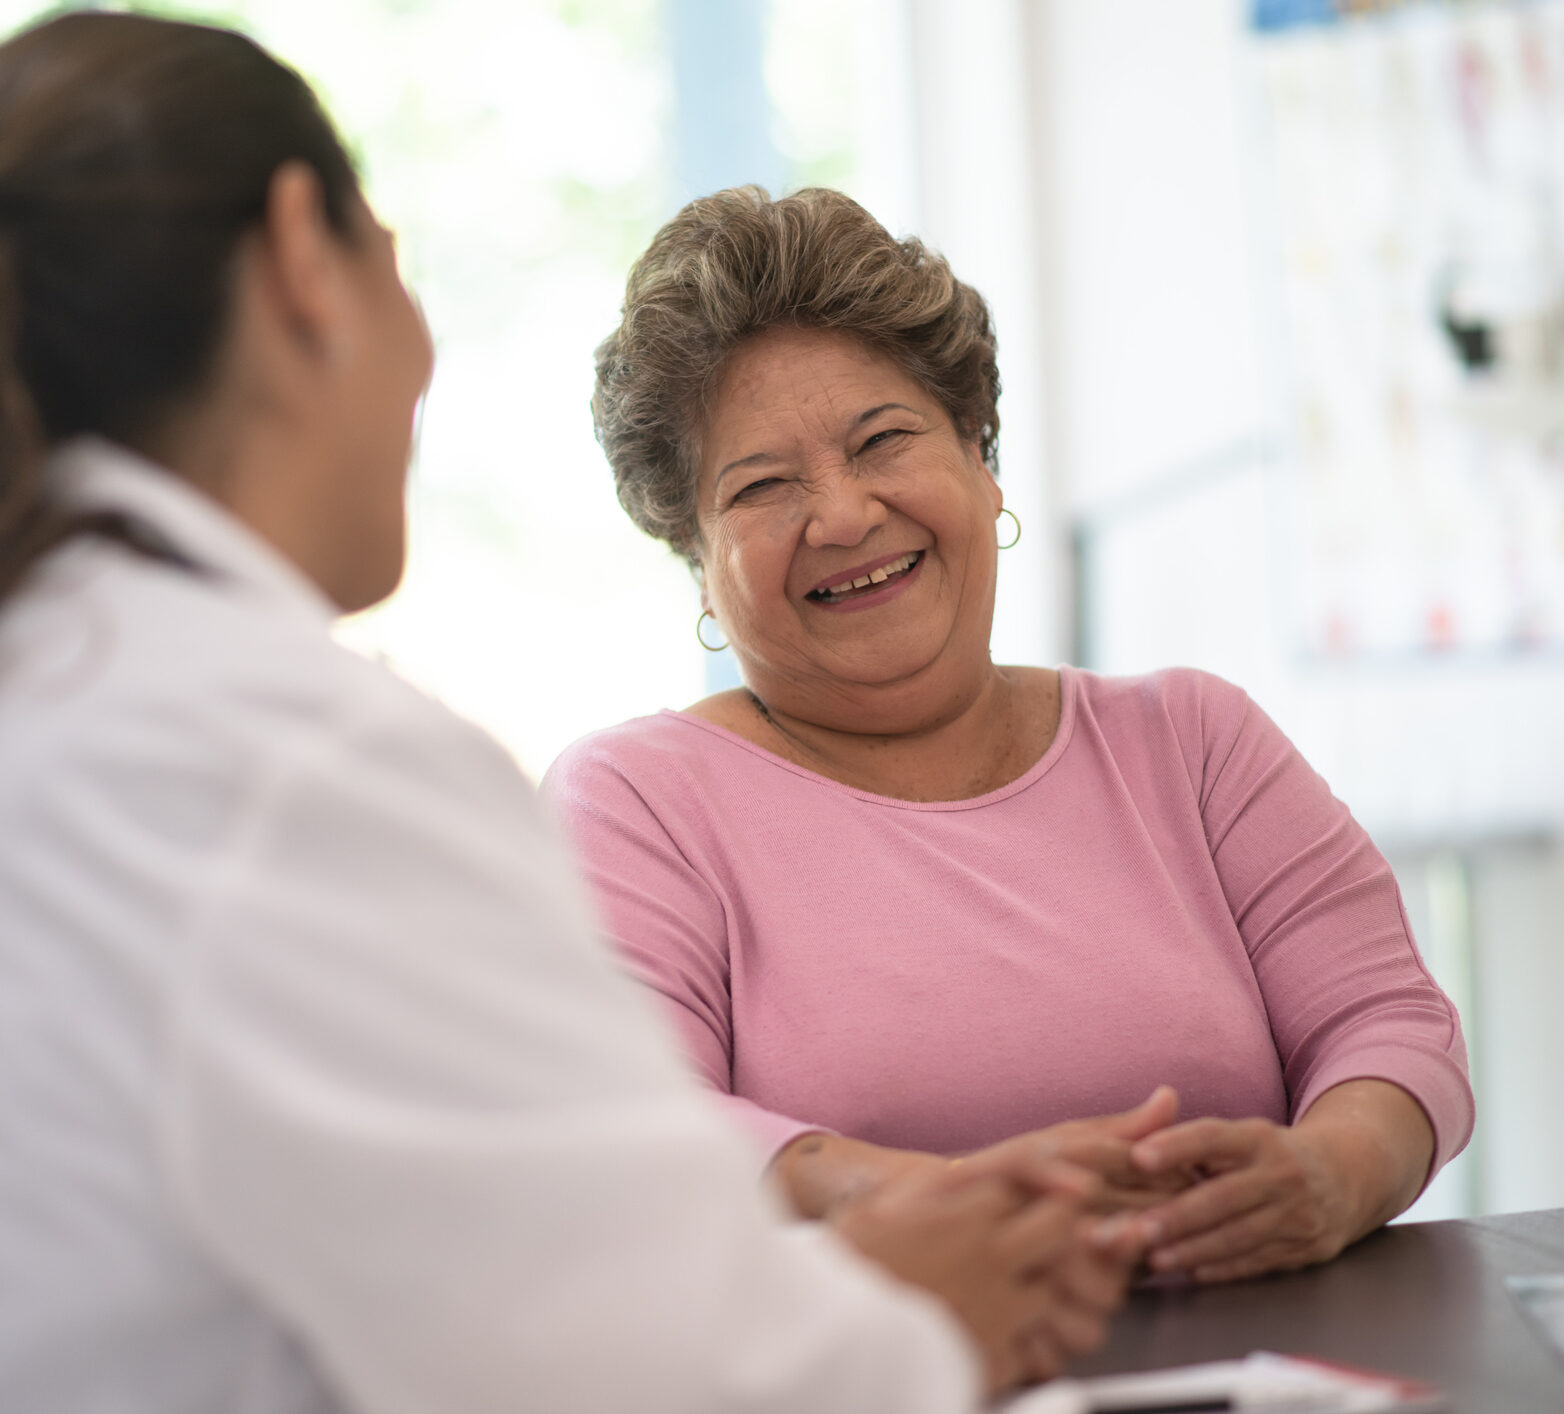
[1071,1209,1564,1412]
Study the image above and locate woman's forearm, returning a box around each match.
[1294,1078,1436,1241]
[770,1132,944,1219]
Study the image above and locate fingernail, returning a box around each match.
[1090,1215,1128,1248]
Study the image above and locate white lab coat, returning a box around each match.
[0,440,979,1414]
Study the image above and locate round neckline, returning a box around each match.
[662,664,1079,812]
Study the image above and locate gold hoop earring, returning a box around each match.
[695,609,728,652]
[996,506,1021,550]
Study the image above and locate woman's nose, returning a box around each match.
[803,467,889,548]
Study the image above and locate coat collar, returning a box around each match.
[48,437,339,629]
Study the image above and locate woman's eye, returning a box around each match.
[858,428,909,454]
[732,477,780,502]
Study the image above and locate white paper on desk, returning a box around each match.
[1004,1350,1444,1412]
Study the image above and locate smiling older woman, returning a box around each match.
[543,186,1475,1285]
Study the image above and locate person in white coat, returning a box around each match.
[0,12,1141,1414]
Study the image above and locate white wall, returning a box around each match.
[898,0,1064,664]
[1030,0,1564,1216]
[1033,0,1269,513]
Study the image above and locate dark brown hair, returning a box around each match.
[0,10,360,606]
[592,185,1001,565]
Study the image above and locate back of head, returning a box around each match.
[0,10,359,605]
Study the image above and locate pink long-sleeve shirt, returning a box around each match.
[543,667,1474,1175]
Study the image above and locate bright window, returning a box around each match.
[1,0,912,778]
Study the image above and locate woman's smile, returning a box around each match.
[805,550,925,610]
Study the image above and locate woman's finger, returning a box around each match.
[1086,1211,1157,1262]
[1162,1188,1342,1277]
[1104,1167,1200,1206]
[1190,1242,1300,1284]
[1048,1241,1137,1312]
[1040,1136,1198,1214]
[1136,1165,1275,1249]
[958,1146,1101,1205]
[1043,1139,1153,1207]
[1015,1321,1069,1384]
[1147,1196,1287,1273]
[1131,1116,1264,1175]
[1048,1133,1136,1174]
[1031,1290,1112,1356]
[993,1193,1079,1272]
[1092,1085,1181,1143]
[983,1339,1026,1399]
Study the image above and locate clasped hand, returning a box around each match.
[829,1151,1145,1396]
[1123,1113,1354,1282]
[1120,1077,1434,1283]
[795,1081,1423,1390]
[964,1087,1195,1217]
[958,1087,1363,1285]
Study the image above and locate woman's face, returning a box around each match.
[695,325,1003,726]
[322,200,433,611]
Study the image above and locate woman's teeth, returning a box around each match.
[810,552,921,603]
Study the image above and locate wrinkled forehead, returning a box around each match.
[698,329,941,462]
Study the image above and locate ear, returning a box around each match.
[975,451,1003,518]
[254,161,351,362]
